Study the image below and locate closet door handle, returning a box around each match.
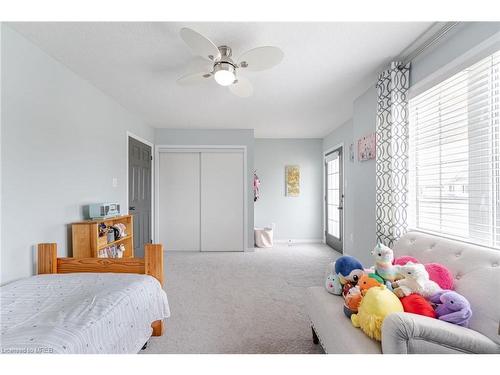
[129,206,136,211]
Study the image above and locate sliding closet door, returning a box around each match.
[158,152,200,251]
[201,152,244,252]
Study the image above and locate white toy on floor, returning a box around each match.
[392,262,442,298]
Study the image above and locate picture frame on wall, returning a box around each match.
[285,165,300,197]
[357,133,376,161]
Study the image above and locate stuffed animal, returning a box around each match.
[430,290,472,327]
[335,256,364,285]
[392,262,442,298]
[325,273,342,295]
[392,258,454,290]
[371,242,398,282]
[425,263,454,290]
[325,262,343,295]
[345,286,363,311]
[358,273,382,295]
[342,281,355,298]
[400,294,436,318]
[343,286,363,318]
[393,255,419,266]
[351,285,404,341]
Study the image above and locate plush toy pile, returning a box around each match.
[324,242,472,341]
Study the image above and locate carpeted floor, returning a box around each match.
[143,243,339,354]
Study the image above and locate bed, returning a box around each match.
[0,243,170,354]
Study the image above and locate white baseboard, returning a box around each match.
[274,239,324,244]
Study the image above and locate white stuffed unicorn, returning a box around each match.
[392,262,442,298]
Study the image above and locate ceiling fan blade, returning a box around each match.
[180,27,221,61]
[238,46,284,71]
[229,76,253,98]
[177,71,212,86]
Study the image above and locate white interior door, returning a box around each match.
[201,151,244,252]
[158,152,200,251]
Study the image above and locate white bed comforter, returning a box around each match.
[0,273,170,354]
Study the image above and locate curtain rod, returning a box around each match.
[398,22,460,67]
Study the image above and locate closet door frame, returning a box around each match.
[154,145,248,252]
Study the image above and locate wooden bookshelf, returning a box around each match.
[71,215,134,258]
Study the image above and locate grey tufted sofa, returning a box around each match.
[306,231,500,354]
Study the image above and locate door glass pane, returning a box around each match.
[328,220,334,235]
[330,219,339,238]
[332,158,339,173]
[326,155,341,241]
[331,189,339,205]
[330,206,339,222]
[328,174,334,187]
[332,175,339,189]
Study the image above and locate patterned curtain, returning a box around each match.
[376,61,410,247]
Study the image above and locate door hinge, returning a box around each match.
[150,156,153,161]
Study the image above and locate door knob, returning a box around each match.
[129,206,136,211]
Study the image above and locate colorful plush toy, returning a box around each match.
[342,281,355,298]
[372,242,398,282]
[393,255,419,266]
[425,263,454,290]
[430,290,472,327]
[335,256,364,285]
[343,286,363,318]
[358,273,382,295]
[400,294,436,318]
[351,285,404,341]
[392,262,442,298]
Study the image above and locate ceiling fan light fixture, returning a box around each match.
[214,62,236,86]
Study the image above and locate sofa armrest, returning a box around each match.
[382,312,500,354]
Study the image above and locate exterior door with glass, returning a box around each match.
[325,147,343,252]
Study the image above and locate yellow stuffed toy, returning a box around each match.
[351,285,403,341]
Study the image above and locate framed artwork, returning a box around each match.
[358,133,376,161]
[285,165,300,197]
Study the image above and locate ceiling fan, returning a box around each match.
[176,27,284,97]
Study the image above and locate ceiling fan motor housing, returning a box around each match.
[212,45,238,85]
[215,45,237,67]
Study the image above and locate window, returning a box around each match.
[409,50,500,249]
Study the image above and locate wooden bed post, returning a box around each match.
[38,243,57,275]
[145,243,165,336]
[145,244,164,285]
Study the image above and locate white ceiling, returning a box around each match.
[9,22,434,138]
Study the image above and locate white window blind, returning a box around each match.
[409,50,500,249]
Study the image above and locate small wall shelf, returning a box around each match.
[71,214,134,258]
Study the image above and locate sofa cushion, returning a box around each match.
[393,232,500,345]
[306,286,381,353]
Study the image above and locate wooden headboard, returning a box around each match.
[37,243,165,336]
